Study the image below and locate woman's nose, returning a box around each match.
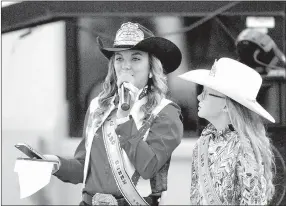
[122,60,131,70]
[197,94,202,101]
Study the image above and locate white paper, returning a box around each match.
[14,159,54,198]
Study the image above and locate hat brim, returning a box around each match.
[178,70,275,123]
[98,37,182,74]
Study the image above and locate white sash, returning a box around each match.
[198,136,223,205]
[103,115,149,205]
[102,98,172,205]
[83,97,116,185]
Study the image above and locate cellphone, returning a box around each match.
[15,143,45,159]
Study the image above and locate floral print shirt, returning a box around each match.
[190,124,267,205]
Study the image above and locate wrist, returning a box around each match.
[43,154,61,174]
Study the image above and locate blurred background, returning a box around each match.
[2,1,286,205]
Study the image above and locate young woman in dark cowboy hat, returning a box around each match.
[179,58,275,205]
[44,22,183,206]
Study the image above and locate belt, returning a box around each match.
[83,192,159,206]
[83,193,119,205]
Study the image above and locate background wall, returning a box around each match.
[2,21,83,205]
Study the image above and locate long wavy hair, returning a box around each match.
[90,54,168,126]
[225,97,275,202]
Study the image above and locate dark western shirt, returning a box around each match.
[54,102,183,198]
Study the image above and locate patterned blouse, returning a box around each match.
[190,124,268,205]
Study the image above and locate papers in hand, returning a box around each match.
[14,158,56,199]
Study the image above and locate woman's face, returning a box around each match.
[197,87,226,121]
[114,50,150,90]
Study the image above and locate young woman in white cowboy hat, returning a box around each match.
[43,22,183,206]
[179,57,275,205]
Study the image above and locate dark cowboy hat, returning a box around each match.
[97,22,182,74]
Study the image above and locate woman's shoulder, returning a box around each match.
[199,124,241,152]
[89,96,100,111]
[89,94,115,111]
[236,136,262,172]
[157,98,181,116]
[236,135,256,156]
[151,98,183,132]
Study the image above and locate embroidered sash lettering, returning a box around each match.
[103,115,148,205]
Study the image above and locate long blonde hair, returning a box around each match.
[226,97,275,202]
[90,54,168,126]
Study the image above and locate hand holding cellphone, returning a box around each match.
[15,143,46,159]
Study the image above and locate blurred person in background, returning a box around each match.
[179,57,275,205]
[45,22,183,206]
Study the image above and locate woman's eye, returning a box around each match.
[115,57,122,61]
[132,57,140,61]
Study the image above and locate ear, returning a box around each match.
[149,73,153,78]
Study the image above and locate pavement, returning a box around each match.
[163,137,198,205]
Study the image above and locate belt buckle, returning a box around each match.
[92,193,118,205]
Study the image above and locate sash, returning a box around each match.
[102,99,171,205]
[103,115,149,205]
[198,136,223,205]
[83,97,116,185]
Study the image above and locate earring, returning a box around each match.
[147,75,152,92]
[222,107,228,112]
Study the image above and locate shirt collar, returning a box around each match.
[129,86,149,129]
[203,123,235,140]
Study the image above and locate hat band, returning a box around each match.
[113,45,134,49]
[114,39,141,46]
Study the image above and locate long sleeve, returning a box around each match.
[115,103,183,179]
[53,106,91,184]
[236,143,267,205]
[53,138,86,184]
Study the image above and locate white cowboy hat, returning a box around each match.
[178,57,275,123]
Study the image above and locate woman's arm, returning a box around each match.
[115,103,183,179]
[53,139,86,184]
[53,104,92,184]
